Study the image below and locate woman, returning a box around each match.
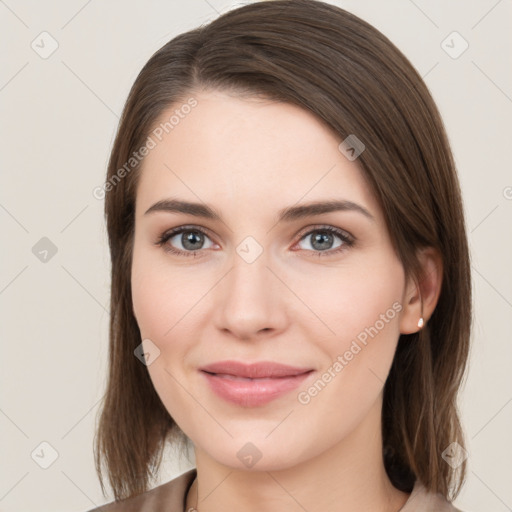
[89,1,471,510]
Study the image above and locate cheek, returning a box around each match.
[131,248,196,427]
[292,269,404,444]
[131,262,166,339]
[131,243,192,339]
[337,276,403,358]
[291,255,404,347]
[293,255,405,412]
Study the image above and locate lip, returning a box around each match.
[199,360,314,407]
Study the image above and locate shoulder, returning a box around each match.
[84,468,197,512]
[400,480,465,512]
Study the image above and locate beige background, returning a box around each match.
[1,0,511,511]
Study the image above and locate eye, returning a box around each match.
[294,225,354,256]
[156,224,355,258]
[156,226,216,257]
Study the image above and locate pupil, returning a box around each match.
[312,232,332,251]
[183,231,203,250]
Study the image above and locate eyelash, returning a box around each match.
[155,224,355,258]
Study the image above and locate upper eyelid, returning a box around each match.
[295,224,353,239]
[160,224,214,241]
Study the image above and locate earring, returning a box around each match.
[417,317,424,329]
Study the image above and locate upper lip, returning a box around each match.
[200,360,314,379]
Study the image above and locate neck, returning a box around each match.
[185,396,410,512]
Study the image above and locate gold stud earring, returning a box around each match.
[417,317,424,329]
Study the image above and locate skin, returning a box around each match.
[131,89,442,512]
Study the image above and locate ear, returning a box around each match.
[399,247,443,334]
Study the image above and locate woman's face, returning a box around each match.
[131,89,411,471]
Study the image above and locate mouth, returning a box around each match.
[199,360,314,379]
[202,372,310,381]
[199,361,315,407]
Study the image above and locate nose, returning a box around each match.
[213,249,288,341]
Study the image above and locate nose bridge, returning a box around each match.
[214,240,286,338]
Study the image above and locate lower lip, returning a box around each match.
[201,371,314,407]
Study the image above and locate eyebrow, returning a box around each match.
[144,198,374,222]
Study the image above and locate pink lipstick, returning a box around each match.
[200,360,314,407]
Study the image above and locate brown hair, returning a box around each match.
[94,0,471,502]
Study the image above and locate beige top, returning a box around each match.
[86,468,463,512]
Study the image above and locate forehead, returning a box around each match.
[135,90,380,221]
